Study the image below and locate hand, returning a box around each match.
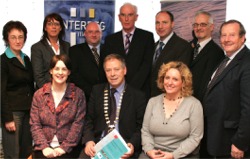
[121,143,134,159]
[231,144,244,159]
[54,147,66,157]
[5,121,16,132]
[158,150,174,159]
[146,149,164,159]
[84,141,96,157]
[42,147,55,158]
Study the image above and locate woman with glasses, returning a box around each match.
[31,13,70,89]
[1,20,34,158]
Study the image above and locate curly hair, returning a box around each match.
[157,61,193,97]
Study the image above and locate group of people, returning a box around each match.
[1,2,250,159]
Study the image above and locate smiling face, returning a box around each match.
[163,68,183,97]
[155,12,174,41]
[104,58,127,88]
[8,29,25,54]
[50,60,71,85]
[193,13,214,42]
[45,18,62,39]
[220,22,245,57]
[84,22,102,46]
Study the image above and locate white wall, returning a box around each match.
[0,0,249,57]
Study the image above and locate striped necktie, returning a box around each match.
[124,33,131,54]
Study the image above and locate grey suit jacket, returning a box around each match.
[31,39,70,88]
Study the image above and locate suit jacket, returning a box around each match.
[151,33,193,97]
[102,28,155,98]
[190,40,224,102]
[69,43,102,102]
[82,83,147,158]
[203,46,250,156]
[1,53,34,123]
[31,39,70,88]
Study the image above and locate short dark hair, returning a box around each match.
[103,54,126,68]
[156,11,174,22]
[42,13,66,41]
[2,20,27,47]
[50,54,72,71]
[220,19,246,37]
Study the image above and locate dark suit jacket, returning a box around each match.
[82,83,147,158]
[203,46,250,156]
[151,33,193,97]
[190,40,224,102]
[31,39,70,88]
[1,53,34,123]
[102,28,155,98]
[69,43,102,102]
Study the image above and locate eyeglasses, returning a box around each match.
[192,23,209,28]
[47,22,60,27]
[9,36,24,42]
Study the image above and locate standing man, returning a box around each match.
[151,11,193,97]
[190,11,224,102]
[69,22,102,102]
[203,20,250,158]
[102,2,155,99]
[80,54,147,159]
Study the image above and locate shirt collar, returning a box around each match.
[122,27,135,37]
[110,81,125,95]
[5,47,26,59]
[198,37,212,50]
[160,31,174,45]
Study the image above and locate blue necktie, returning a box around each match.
[153,41,164,64]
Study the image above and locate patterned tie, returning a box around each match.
[91,47,99,66]
[206,56,230,94]
[110,88,117,125]
[153,41,164,65]
[193,43,200,60]
[124,33,131,54]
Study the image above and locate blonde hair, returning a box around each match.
[157,61,193,97]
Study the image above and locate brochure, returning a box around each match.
[92,129,130,159]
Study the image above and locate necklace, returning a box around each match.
[162,95,183,124]
[165,96,182,101]
[103,85,126,133]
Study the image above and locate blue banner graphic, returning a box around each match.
[45,0,115,46]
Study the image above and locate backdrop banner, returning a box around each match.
[161,0,226,45]
[45,0,115,46]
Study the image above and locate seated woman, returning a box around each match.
[140,61,203,159]
[30,54,86,158]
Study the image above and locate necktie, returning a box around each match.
[124,33,131,54]
[110,88,117,125]
[206,56,230,93]
[153,41,164,65]
[193,43,200,60]
[91,47,99,66]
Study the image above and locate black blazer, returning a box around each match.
[1,53,34,123]
[151,33,193,97]
[31,39,70,88]
[203,46,250,156]
[69,43,102,101]
[101,28,155,98]
[82,83,147,158]
[190,40,224,102]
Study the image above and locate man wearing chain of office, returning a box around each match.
[79,54,147,158]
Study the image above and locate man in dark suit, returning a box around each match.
[190,11,224,158]
[81,54,146,158]
[203,20,250,158]
[151,11,193,97]
[190,11,224,103]
[69,22,102,101]
[80,54,147,159]
[102,2,155,99]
